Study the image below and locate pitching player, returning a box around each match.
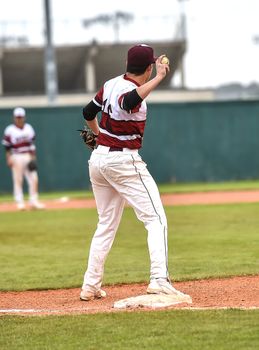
[2,107,45,210]
[80,44,190,301]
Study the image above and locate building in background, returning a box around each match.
[0,4,188,101]
[0,40,186,97]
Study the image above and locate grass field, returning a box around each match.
[1,199,259,349]
[1,310,259,350]
[1,204,259,290]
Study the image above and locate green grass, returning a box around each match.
[0,203,259,291]
[1,310,259,350]
[1,203,259,349]
[1,179,259,202]
[158,179,259,193]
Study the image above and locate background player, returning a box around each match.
[2,107,45,210]
[80,44,190,301]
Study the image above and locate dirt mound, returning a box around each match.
[0,275,258,316]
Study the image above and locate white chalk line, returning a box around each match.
[179,306,259,310]
[0,308,89,314]
[1,306,259,314]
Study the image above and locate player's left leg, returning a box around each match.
[25,168,45,209]
[130,174,169,281]
[120,154,190,297]
[11,155,25,210]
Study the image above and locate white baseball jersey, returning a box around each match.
[2,123,36,154]
[94,74,147,149]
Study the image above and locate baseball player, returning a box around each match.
[2,107,45,210]
[80,44,190,301]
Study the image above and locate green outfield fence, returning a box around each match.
[1,99,259,192]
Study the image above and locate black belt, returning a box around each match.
[109,147,123,152]
[96,145,123,152]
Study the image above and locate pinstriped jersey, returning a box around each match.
[2,123,36,154]
[93,74,147,149]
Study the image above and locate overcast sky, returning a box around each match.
[0,0,258,89]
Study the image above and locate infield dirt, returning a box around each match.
[1,190,259,211]
[0,275,258,315]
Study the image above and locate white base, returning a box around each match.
[113,293,192,309]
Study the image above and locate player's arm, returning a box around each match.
[2,133,13,167]
[120,55,169,113]
[83,101,100,135]
[30,129,37,159]
[5,148,13,167]
[30,150,37,161]
[82,90,102,135]
[136,55,169,100]
[85,116,99,135]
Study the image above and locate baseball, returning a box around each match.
[161,56,170,65]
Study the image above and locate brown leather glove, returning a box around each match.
[78,127,97,151]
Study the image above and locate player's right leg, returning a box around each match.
[104,152,190,297]
[104,152,169,280]
[80,154,126,301]
[11,155,25,210]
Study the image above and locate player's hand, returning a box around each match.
[155,55,170,79]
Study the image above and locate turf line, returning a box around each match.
[1,306,259,315]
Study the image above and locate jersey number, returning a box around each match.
[103,99,112,115]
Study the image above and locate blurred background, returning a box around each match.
[1,0,259,96]
[0,0,259,193]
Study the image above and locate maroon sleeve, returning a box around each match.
[94,86,104,106]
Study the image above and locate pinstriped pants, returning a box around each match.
[82,145,169,292]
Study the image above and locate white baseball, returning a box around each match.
[161,56,170,65]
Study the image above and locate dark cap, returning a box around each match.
[127,44,156,67]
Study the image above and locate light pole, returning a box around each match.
[43,0,58,103]
[178,0,188,89]
[0,49,3,95]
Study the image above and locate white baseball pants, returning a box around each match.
[10,153,39,205]
[82,145,169,292]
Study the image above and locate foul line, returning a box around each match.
[0,308,61,314]
[1,306,259,314]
